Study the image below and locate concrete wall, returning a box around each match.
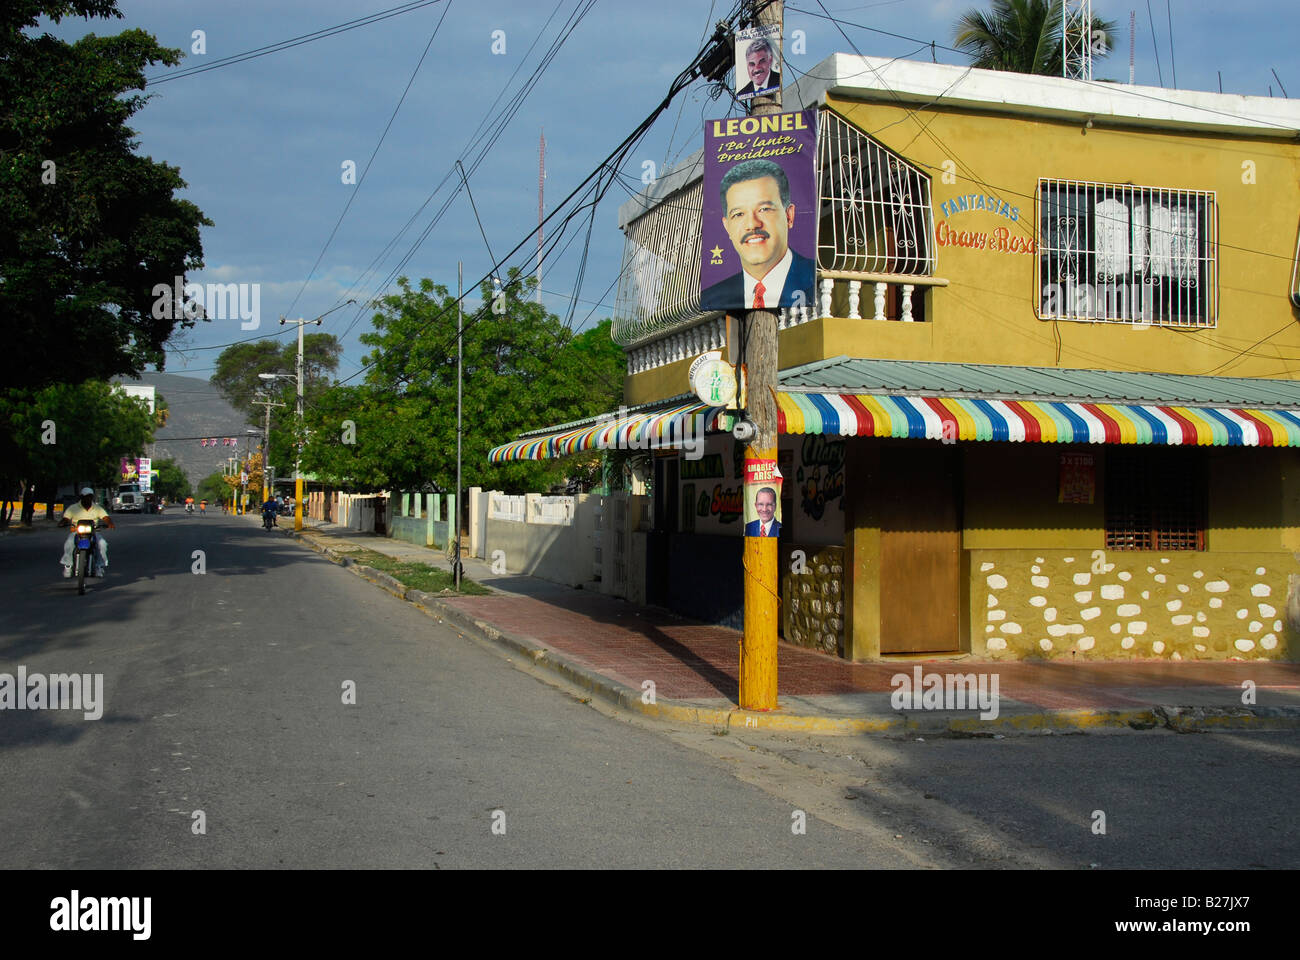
[484,492,598,589]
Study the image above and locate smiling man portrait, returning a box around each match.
[700,157,815,312]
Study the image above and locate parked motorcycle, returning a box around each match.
[71,518,101,595]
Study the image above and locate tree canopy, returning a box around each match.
[211,334,341,476]
[953,0,1116,75]
[301,272,624,494]
[0,379,156,522]
[0,0,210,390]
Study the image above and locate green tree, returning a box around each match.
[302,272,624,494]
[953,0,1116,75]
[0,379,154,524]
[211,333,340,474]
[0,1,210,391]
[195,472,229,505]
[150,456,189,501]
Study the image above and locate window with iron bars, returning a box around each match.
[1104,449,1206,551]
[1038,178,1217,327]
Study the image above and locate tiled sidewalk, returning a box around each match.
[291,518,1300,727]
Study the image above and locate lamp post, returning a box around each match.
[271,299,354,531]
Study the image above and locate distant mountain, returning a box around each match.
[115,372,257,488]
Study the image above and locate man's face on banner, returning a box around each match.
[746,45,773,88]
[755,489,776,523]
[722,176,795,279]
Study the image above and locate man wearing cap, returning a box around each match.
[60,487,115,578]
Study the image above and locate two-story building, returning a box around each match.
[491,52,1300,663]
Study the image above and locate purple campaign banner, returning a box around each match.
[700,108,817,313]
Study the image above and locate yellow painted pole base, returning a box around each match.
[295,477,304,531]
[740,444,779,710]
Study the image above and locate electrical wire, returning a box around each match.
[144,1,446,85]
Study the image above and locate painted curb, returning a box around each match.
[288,529,1300,737]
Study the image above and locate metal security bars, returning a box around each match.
[613,179,706,346]
[816,109,934,276]
[1104,450,1206,551]
[1037,178,1218,327]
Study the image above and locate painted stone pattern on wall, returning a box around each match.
[783,545,845,655]
[973,550,1295,660]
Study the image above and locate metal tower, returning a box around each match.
[1062,0,1093,81]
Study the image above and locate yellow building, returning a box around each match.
[492,53,1300,663]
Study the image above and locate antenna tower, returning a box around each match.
[1062,0,1093,81]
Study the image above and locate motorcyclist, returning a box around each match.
[185,496,194,514]
[60,487,115,578]
[261,496,279,528]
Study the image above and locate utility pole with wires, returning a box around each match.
[252,394,286,502]
[739,0,783,712]
[537,128,546,303]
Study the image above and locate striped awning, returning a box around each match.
[489,402,727,462]
[776,392,1300,447]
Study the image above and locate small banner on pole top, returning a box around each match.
[734,23,781,101]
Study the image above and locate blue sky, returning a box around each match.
[46,0,1300,382]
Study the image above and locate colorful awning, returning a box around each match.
[489,402,727,462]
[776,392,1300,447]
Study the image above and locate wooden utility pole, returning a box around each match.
[739,0,782,711]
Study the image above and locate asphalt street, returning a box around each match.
[1,511,1295,869]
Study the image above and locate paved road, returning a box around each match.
[0,513,914,868]
[2,512,1295,869]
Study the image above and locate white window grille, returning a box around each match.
[1037,178,1217,326]
[613,179,708,346]
[815,109,935,276]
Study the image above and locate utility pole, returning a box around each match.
[739,0,782,711]
[252,394,286,502]
[456,262,464,590]
[281,315,321,530]
[279,299,353,531]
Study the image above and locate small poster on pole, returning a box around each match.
[743,459,783,537]
[734,23,781,101]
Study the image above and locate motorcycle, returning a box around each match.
[72,518,101,595]
[262,508,276,531]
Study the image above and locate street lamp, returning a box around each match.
[270,298,355,531]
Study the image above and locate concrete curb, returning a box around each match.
[288,528,1300,737]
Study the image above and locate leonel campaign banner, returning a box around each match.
[700,107,817,313]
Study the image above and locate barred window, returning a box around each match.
[1038,178,1217,327]
[1104,450,1206,551]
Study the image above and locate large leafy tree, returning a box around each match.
[302,272,624,494]
[953,0,1116,75]
[211,334,341,474]
[0,379,155,524]
[0,1,210,390]
[150,456,189,501]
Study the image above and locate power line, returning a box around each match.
[282,0,453,321]
[145,1,446,85]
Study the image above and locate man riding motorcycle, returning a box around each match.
[61,487,115,578]
[261,496,279,529]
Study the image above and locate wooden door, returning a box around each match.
[879,447,961,653]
